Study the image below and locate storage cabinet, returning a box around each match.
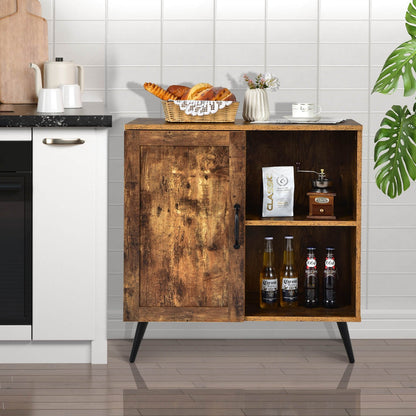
[32,127,108,347]
[124,120,362,362]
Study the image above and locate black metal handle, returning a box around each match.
[234,203,240,249]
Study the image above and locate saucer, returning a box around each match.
[283,115,321,122]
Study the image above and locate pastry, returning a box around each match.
[167,85,190,99]
[143,82,178,101]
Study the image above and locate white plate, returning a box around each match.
[283,115,321,122]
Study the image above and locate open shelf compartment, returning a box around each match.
[244,226,360,321]
[246,130,359,221]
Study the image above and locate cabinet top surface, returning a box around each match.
[125,118,362,131]
[0,103,112,128]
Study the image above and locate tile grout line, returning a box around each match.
[104,0,108,107]
[52,0,56,58]
[213,0,216,84]
[160,0,164,118]
[264,0,268,73]
[366,0,372,311]
[317,0,320,107]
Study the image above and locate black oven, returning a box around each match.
[0,141,32,325]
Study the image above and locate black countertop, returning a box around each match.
[0,103,112,128]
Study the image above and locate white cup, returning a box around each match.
[292,103,321,118]
[60,84,82,108]
[37,88,64,113]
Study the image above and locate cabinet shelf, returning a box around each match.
[245,304,358,322]
[245,214,357,227]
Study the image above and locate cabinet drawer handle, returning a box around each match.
[42,138,85,145]
[234,203,240,249]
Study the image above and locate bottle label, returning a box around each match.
[282,277,298,302]
[325,258,335,268]
[261,279,278,303]
[306,258,317,268]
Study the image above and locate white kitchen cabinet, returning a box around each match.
[32,128,107,353]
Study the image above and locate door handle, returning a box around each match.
[234,203,240,249]
[42,138,85,145]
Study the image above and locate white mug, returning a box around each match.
[60,84,82,108]
[37,88,64,113]
[292,103,321,118]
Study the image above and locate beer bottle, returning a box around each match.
[304,247,319,307]
[259,237,278,309]
[280,236,298,307]
[323,247,337,308]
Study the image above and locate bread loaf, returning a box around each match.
[192,86,236,102]
[144,82,178,101]
[186,83,212,100]
[167,85,190,99]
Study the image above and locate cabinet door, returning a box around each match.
[32,128,105,340]
[124,130,245,322]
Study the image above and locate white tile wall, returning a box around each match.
[40,0,416,339]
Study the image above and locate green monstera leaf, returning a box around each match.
[372,39,416,96]
[406,0,416,37]
[374,105,416,198]
[372,1,416,96]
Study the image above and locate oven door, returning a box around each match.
[0,173,31,327]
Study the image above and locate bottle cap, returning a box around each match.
[307,247,316,250]
[264,236,273,240]
[284,236,294,239]
[326,247,335,251]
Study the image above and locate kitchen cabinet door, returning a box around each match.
[124,130,245,322]
[32,128,107,341]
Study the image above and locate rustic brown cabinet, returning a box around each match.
[124,119,362,363]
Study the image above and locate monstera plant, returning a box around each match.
[372,0,416,198]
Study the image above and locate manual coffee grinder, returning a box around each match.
[296,163,336,220]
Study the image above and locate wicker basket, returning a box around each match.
[162,100,239,123]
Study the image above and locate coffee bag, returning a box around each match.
[262,166,294,217]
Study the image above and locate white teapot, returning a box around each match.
[30,57,84,96]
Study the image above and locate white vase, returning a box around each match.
[242,88,270,121]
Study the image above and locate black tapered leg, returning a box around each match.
[337,322,355,363]
[129,322,148,363]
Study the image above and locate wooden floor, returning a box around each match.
[0,338,414,415]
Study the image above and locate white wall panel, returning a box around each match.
[371,20,409,43]
[216,44,265,66]
[164,21,213,43]
[216,0,265,19]
[371,0,410,19]
[55,44,105,65]
[107,21,161,43]
[55,21,105,43]
[163,0,213,20]
[267,0,318,20]
[267,21,317,43]
[163,44,213,66]
[217,21,265,43]
[320,21,369,43]
[107,44,160,66]
[108,0,161,19]
[55,0,105,20]
[320,44,369,65]
[108,66,161,89]
[320,0,369,20]
[267,44,317,66]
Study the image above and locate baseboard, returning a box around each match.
[107,309,416,339]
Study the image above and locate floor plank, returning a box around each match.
[0,339,413,415]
